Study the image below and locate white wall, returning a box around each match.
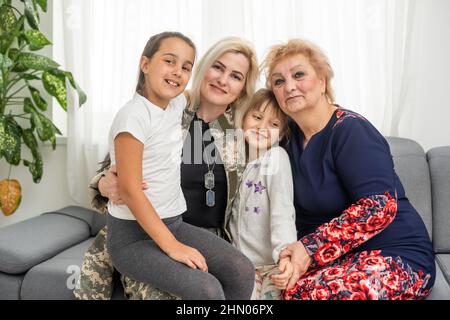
[400,0,450,151]
[0,0,76,227]
[0,144,76,227]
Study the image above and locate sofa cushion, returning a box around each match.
[21,238,94,300]
[43,206,106,236]
[0,214,90,274]
[427,147,450,253]
[0,273,24,300]
[436,254,450,286]
[386,137,433,237]
[427,261,450,300]
[427,258,450,300]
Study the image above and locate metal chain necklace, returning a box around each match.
[196,119,218,207]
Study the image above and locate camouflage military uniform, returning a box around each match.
[73,105,245,300]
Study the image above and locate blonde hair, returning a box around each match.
[237,88,290,139]
[261,39,335,103]
[189,37,259,115]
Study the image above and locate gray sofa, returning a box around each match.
[0,137,449,300]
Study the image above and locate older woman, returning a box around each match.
[265,39,435,300]
[74,37,259,300]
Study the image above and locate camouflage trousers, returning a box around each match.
[250,264,283,300]
[73,226,179,300]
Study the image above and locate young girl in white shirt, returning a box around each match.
[229,88,297,299]
[106,32,255,300]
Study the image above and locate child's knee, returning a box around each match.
[196,277,225,300]
[233,254,255,279]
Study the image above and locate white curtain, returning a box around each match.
[53,0,415,206]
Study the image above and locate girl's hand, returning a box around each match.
[99,165,148,204]
[279,241,312,289]
[271,256,293,289]
[165,241,208,272]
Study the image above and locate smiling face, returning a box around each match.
[200,52,250,108]
[140,37,195,108]
[243,100,284,152]
[270,54,325,117]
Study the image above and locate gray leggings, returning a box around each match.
[106,213,255,300]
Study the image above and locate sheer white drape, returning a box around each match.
[54,0,415,206]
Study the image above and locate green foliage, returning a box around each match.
[42,71,66,110]
[0,116,22,166]
[23,29,51,51]
[0,0,86,183]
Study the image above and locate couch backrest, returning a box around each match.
[386,137,433,237]
[427,146,450,253]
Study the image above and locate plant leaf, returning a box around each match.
[1,117,22,166]
[17,14,26,48]
[36,112,61,149]
[7,48,19,61]
[23,97,42,133]
[0,52,13,88]
[36,0,47,12]
[0,52,13,69]
[24,0,39,30]
[23,152,42,183]
[0,116,6,160]
[23,29,51,51]
[22,128,38,153]
[21,73,40,80]
[0,179,22,216]
[22,126,43,183]
[64,71,87,106]
[42,71,67,110]
[0,14,24,54]
[22,128,46,177]
[23,98,60,146]
[49,69,87,107]
[23,96,37,113]
[0,5,17,34]
[28,85,47,111]
[35,112,56,142]
[17,52,59,71]
[0,52,13,72]
[9,48,29,73]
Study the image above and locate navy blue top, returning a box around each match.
[282,107,435,283]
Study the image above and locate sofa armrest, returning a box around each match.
[0,210,91,274]
[427,146,450,253]
[44,206,106,236]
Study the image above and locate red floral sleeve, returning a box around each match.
[300,192,397,268]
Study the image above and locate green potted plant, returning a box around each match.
[0,0,86,216]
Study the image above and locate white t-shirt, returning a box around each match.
[107,93,187,220]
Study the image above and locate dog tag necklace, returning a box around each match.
[197,119,217,207]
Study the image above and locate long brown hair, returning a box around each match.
[136,32,196,95]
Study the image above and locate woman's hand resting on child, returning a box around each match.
[271,256,293,289]
[279,242,313,289]
[99,165,148,205]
